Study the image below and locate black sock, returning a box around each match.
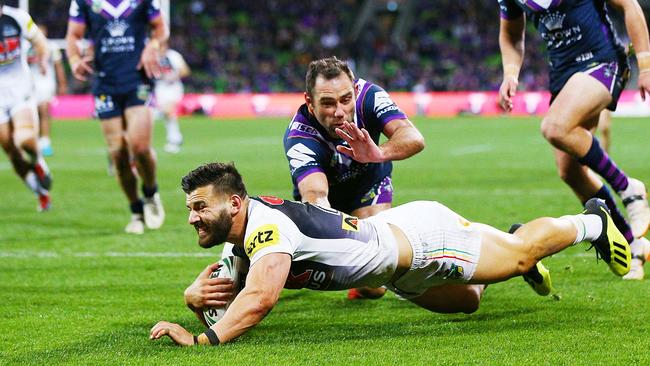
[142,184,158,199]
[130,199,144,215]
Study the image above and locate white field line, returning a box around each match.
[449,144,494,156]
[0,251,216,259]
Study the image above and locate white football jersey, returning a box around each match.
[0,6,39,88]
[240,197,398,290]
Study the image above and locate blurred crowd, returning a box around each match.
[25,0,555,93]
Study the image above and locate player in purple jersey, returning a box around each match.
[149,162,630,346]
[284,56,430,300]
[498,0,650,279]
[65,0,169,234]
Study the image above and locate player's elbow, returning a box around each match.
[412,133,426,154]
[248,291,278,318]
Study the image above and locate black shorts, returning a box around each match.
[550,58,630,111]
[94,83,153,120]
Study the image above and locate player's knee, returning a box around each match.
[540,118,568,147]
[460,289,482,314]
[130,141,151,156]
[13,129,35,149]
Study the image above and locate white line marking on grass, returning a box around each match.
[0,251,215,259]
[0,162,11,170]
[449,144,494,156]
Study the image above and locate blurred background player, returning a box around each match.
[154,46,190,154]
[0,3,52,211]
[66,0,169,234]
[497,0,650,279]
[27,24,67,157]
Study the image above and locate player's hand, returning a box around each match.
[138,41,162,79]
[149,321,195,346]
[498,76,518,112]
[71,55,94,81]
[335,121,385,163]
[184,262,235,311]
[38,58,48,76]
[638,72,650,101]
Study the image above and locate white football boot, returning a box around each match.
[143,193,165,229]
[125,214,145,235]
[619,178,650,238]
[622,237,649,280]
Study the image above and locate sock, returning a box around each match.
[561,214,603,244]
[587,185,634,243]
[629,238,645,259]
[142,184,158,199]
[166,117,182,145]
[130,199,144,215]
[23,171,46,195]
[578,136,628,192]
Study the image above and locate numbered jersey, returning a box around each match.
[498,0,625,72]
[0,6,38,88]
[240,196,399,291]
[68,0,162,94]
[283,78,406,211]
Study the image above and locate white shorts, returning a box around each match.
[376,201,482,298]
[33,78,56,104]
[0,83,36,125]
[155,82,183,107]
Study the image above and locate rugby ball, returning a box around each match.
[202,256,246,327]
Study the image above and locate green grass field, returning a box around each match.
[1,116,649,365]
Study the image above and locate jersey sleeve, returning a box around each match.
[68,0,87,24]
[147,0,163,21]
[284,126,329,184]
[361,83,407,129]
[244,221,295,266]
[498,0,523,20]
[12,9,38,40]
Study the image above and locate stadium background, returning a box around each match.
[1,1,650,364]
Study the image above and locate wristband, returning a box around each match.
[203,328,221,345]
[68,54,81,67]
[637,51,650,74]
[192,335,198,345]
[148,39,161,50]
[503,63,520,81]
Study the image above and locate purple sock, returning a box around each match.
[578,136,629,192]
[586,185,634,243]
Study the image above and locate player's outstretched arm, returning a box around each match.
[608,0,650,99]
[336,119,424,163]
[151,253,290,346]
[207,253,291,344]
[28,27,50,75]
[498,16,526,112]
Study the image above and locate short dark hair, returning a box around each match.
[181,162,248,198]
[305,56,355,99]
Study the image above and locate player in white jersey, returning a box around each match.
[154,47,189,153]
[28,24,67,157]
[0,3,52,211]
[150,162,630,346]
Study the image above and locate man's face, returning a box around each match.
[186,186,233,248]
[307,74,356,138]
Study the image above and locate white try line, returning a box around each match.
[449,144,494,156]
[0,251,216,259]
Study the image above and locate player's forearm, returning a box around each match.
[55,63,68,91]
[31,32,50,62]
[499,20,525,79]
[301,191,330,207]
[65,34,83,63]
[379,124,425,161]
[620,1,650,54]
[201,287,276,344]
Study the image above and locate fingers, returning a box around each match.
[149,320,171,339]
[335,127,353,142]
[336,145,353,156]
[200,262,222,277]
